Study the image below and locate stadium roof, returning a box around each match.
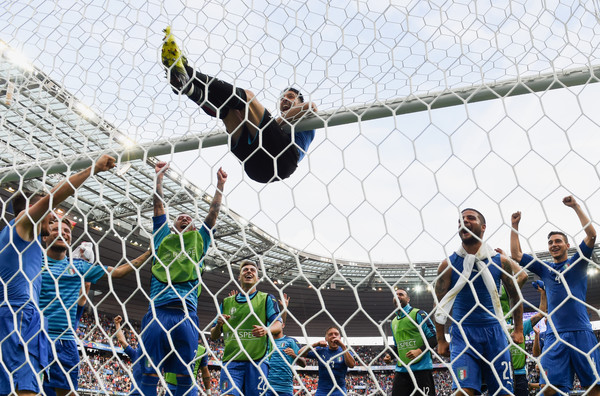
[2,40,600,336]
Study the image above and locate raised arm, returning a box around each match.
[108,250,152,279]
[510,211,524,263]
[280,102,318,123]
[279,293,290,324]
[334,337,356,369]
[114,315,129,348]
[496,248,527,288]
[15,154,115,241]
[563,195,596,248]
[210,312,230,341]
[203,168,227,229]
[529,284,547,327]
[500,254,524,344]
[298,340,327,358]
[78,282,91,307]
[153,161,168,217]
[200,366,211,390]
[434,259,452,356]
[532,327,541,358]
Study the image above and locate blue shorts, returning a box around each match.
[540,330,600,389]
[45,339,80,391]
[0,306,48,394]
[450,324,513,395]
[140,307,199,375]
[220,360,269,396]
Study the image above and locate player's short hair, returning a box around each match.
[282,87,304,103]
[461,208,486,225]
[548,231,568,243]
[396,287,409,299]
[239,260,259,272]
[10,190,45,215]
[325,325,340,335]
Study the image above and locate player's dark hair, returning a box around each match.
[282,87,304,103]
[396,287,410,299]
[325,325,340,335]
[461,208,486,225]
[10,190,45,216]
[548,231,568,244]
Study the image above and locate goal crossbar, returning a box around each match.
[2,64,599,183]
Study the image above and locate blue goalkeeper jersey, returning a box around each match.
[268,335,302,393]
[519,241,593,332]
[39,257,106,340]
[149,214,211,311]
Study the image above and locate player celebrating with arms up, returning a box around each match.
[510,196,600,395]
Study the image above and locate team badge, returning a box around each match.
[68,265,76,275]
[229,307,236,315]
[457,367,467,380]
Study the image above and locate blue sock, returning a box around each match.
[174,375,197,396]
[140,375,159,396]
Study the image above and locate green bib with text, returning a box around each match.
[153,231,204,285]
[222,292,269,362]
[392,308,425,367]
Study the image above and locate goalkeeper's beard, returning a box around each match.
[47,244,68,255]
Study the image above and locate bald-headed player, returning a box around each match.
[435,208,523,395]
[161,27,318,183]
[139,162,226,396]
[384,288,437,396]
[511,195,600,395]
[0,154,115,396]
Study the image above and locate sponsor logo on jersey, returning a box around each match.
[397,339,418,349]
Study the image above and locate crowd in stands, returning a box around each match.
[75,311,600,395]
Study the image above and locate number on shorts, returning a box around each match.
[501,361,513,381]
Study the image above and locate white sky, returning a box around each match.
[2,0,600,264]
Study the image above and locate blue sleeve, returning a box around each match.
[570,240,593,271]
[75,304,85,325]
[523,319,533,335]
[198,226,211,257]
[153,215,170,250]
[76,259,107,284]
[265,294,281,326]
[290,338,301,354]
[417,310,436,338]
[199,354,208,368]
[124,345,137,361]
[306,350,317,360]
[520,253,544,277]
[211,303,224,328]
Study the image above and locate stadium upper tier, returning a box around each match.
[0,39,446,287]
[2,40,600,336]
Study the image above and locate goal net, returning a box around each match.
[1,1,600,395]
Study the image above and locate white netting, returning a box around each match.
[1,1,600,396]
